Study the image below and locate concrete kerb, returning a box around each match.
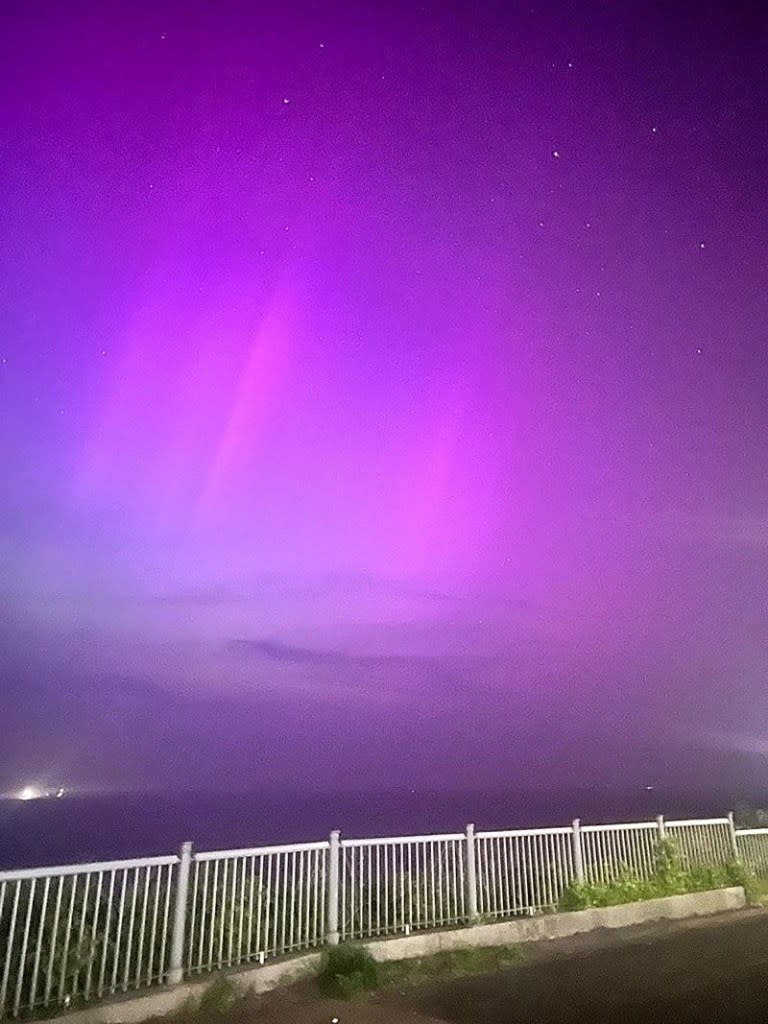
[56,887,746,1024]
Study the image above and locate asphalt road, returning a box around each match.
[391,908,768,1023]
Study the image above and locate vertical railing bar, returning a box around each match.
[427,842,434,928]
[247,856,255,961]
[61,874,80,1002]
[159,862,172,982]
[547,833,557,906]
[226,859,236,966]
[398,844,405,930]
[84,871,103,999]
[97,871,115,997]
[207,860,219,970]
[407,843,413,928]
[365,846,371,936]
[499,835,505,917]
[13,877,37,1016]
[255,856,264,959]
[1,880,22,1016]
[513,835,523,914]
[187,862,198,974]
[45,876,65,1006]
[530,835,540,909]
[450,840,458,921]
[312,849,320,945]
[147,866,161,985]
[301,850,310,949]
[72,871,91,1001]
[29,876,51,1010]
[504,836,514,914]
[279,853,288,954]
[122,867,139,992]
[537,834,548,908]
[271,852,281,957]
[218,858,228,969]
[434,842,442,925]
[135,868,150,989]
[383,845,390,934]
[197,861,209,973]
[288,853,297,951]
[236,857,245,962]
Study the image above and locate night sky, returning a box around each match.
[1,1,767,797]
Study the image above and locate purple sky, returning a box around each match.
[1,0,767,795]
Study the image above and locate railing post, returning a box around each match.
[465,823,478,923]
[571,819,584,883]
[168,841,192,986]
[727,811,740,859]
[656,814,666,840]
[326,829,341,945]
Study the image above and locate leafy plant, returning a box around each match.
[558,838,761,910]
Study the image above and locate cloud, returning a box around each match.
[226,638,347,665]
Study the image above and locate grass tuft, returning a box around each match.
[317,943,379,999]
[377,944,523,988]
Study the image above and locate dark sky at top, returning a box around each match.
[1,0,766,796]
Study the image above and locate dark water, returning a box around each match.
[0,787,757,870]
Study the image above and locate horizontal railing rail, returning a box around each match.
[193,841,328,862]
[0,855,178,884]
[0,810,756,1019]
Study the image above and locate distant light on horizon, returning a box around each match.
[18,785,43,801]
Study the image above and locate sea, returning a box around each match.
[0,787,758,870]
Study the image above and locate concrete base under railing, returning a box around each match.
[59,887,746,1024]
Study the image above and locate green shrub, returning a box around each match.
[317,943,379,999]
[558,838,761,911]
[197,974,238,1013]
[723,860,762,905]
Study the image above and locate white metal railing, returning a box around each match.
[0,810,756,1019]
[580,821,659,884]
[185,842,328,973]
[475,827,575,916]
[735,828,768,877]
[0,855,177,1019]
[339,833,466,939]
[665,818,735,868]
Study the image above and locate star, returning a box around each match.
[699,242,705,249]
[552,150,560,158]
[651,126,658,133]
[282,97,290,105]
